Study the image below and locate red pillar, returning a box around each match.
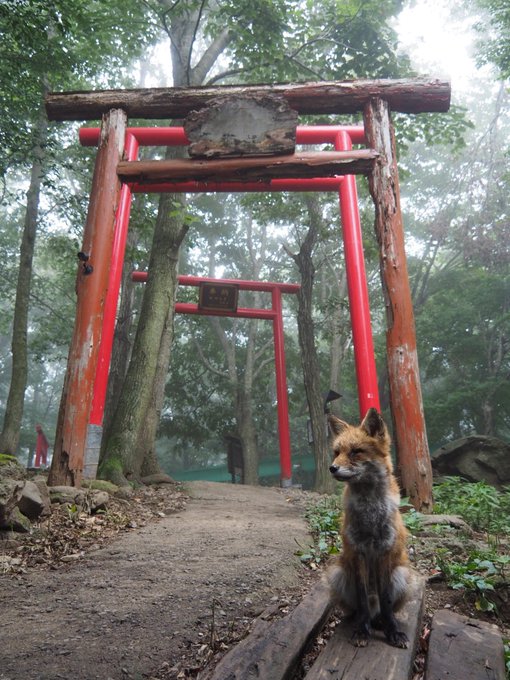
[89,132,139,426]
[272,287,293,485]
[49,109,127,487]
[336,131,380,417]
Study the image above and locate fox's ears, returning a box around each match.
[328,408,387,439]
[328,414,349,436]
[360,407,387,439]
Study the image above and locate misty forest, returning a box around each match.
[0,0,509,494]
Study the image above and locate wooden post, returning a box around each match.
[363,98,433,512]
[48,109,126,487]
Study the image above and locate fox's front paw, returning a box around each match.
[386,630,408,648]
[351,627,371,647]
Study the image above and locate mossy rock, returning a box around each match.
[0,455,26,480]
[0,453,18,464]
[81,479,118,494]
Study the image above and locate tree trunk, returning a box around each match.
[286,195,336,494]
[98,190,188,484]
[0,104,47,455]
[237,390,259,485]
[99,4,232,482]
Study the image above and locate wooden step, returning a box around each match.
[206,579,334,680]
[304,574,425,680]
[425,609,506,680]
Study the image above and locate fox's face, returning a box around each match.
[328,408,392,484]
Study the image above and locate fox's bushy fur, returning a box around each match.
[327,408,410,648]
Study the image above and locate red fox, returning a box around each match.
[327,408,410,648]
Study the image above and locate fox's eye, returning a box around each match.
[349,447,364,460]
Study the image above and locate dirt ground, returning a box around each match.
[0,481,315,680]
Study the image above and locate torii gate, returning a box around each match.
[45,78,451,511]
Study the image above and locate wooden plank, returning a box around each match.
[305,575,425,680]
[45,78,451,121]
[184,95,298,158]
[117,150,378,185]
[207,579,334,680]
[425,609,506,680]
[363,97,433,513]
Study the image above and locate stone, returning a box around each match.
[0,478,24,525]
[141,473,176,486]
[18,481,50,521]
[431,435,510,489]
[0,454,26,479]
[49,486,86,505]
[1,506,31,533]
[87,490,109,513]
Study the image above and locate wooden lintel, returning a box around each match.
[117,149,378,184]
[45,78,451,121]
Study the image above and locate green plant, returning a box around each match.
[402,506,424,534]
[503,639,510,679]
[296,496,343,568]
[435,546,509,613]
[433,477,510,535]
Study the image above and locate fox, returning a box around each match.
[327,407,410,648]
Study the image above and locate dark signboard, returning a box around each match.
[198,282,239,313]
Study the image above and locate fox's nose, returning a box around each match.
[329,464,339,474]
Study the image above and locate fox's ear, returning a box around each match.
[360,408,387,438]
[328,414,349,437]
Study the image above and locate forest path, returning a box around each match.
[0,481,313,680]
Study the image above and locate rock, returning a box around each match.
[0,454,26,479]
[31,476,52,517]
[115,486,134,500]
[87,490,109,514]
[0,478,24,526]
[1,506,31,533]
[49,486,86,505]
[431,435,510,489]
[81,479,119,494]
[141,473,176,486]
[18,481,50,521]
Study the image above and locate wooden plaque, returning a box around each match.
[198,282,239,312]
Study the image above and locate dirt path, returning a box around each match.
[0,481,313,680]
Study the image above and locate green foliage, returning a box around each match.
[504,639,510,678]
[402,506,424,534]
[474,0,510,78]
[433,477,510,535]
[435,546,509,613]
[296,494,343,567]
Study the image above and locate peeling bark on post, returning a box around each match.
[363,98,433,513]
[49,109,126,487]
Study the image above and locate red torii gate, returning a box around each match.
[134,272,300,484]
[46,79,449,509]
[79,124,377,486]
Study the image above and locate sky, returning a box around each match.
[395,0,492,98]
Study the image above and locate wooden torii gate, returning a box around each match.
[45,78,451,511]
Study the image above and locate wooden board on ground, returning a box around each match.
[304,574,425,680]
[207,578,334,680]
[425,609,505,680]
